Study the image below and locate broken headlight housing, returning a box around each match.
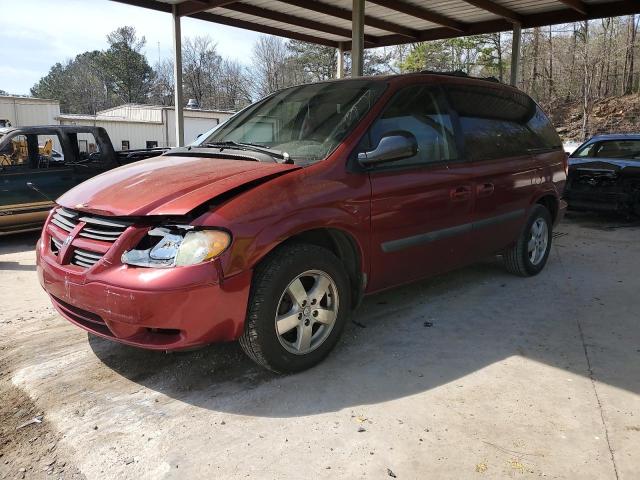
[121,226,231,268]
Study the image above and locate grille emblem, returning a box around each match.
[63,235,73,247]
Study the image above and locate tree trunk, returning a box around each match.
[581,21,591,141]
[531,27,540,98]
[624,15,638,94]
[548,25,554,102]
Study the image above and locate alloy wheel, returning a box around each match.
[528,217,549,265]
[274,269,339,355]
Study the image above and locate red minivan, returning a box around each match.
[37,73,567,372]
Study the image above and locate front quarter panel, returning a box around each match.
[192,161,372,280]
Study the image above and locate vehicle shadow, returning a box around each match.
[565,209,640,230]
[89,233,640,417]
[0,261,37,271]
[0,231,41,255]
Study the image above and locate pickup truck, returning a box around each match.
[0,125,166,234]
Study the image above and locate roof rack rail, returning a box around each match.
[419,70,502,84]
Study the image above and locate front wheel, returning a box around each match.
[504,205,553,277]
[239,243,351,373]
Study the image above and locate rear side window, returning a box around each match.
[447,85,561,161]
[526,106,562,150]
[574,139,640,159]
[368,85,457,168]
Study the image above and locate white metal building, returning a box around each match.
[58,104,234,150]
[0,95,60,128]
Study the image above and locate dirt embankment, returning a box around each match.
[0,349,85,480]
[548,93,640,142]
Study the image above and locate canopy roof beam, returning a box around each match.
[275,0,419,40]
[460,0,523,24]
[556,0,589,16]
[367,0,466,33]
[191,11,340,47]
[218,3,379,45]
[176,0,236,17]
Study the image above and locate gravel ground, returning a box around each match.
[1,212,639,479]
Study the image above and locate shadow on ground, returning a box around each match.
[84,212,640,418]
[0,231,41,256]
[0,261,37,271]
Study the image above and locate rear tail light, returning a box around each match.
[563,153,569,176]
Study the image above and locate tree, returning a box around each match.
[182,36,223,108]
[399,37,491,74]
[100,26,154,104]
[251,36,302,97]
[217,59,252,110]
[623,15,638,94]
[31,51,111,114]
[149,58,174,106]
[287,40,336,82]
[476,33,506,81]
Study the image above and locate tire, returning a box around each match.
[504,205,553,277]
[239,243,351,373]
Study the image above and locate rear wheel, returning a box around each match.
[239,243,350,373]
[504,205,552,277]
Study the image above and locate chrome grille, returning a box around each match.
[51,207,79,233]
[72,248,104,268]
[51,236,62,255]
[49,207,134,270]
[78,216,131,242]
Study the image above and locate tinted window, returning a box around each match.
[368,85,457,168]
[447,85,561,161]
[573,139,640,159]
[526,106,562,149]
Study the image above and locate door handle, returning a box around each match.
[450,185,472,201]
[477,182,494,197]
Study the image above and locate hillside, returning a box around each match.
[549,93,640,142]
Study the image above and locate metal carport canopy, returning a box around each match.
[110,0,640,146]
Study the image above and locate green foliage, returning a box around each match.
[99,26,154,104]
[31,51,110,114]
[400,35,506,80]
[31,26,153,113]
[287,40,336,82]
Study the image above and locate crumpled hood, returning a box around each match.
[58,155,299,216]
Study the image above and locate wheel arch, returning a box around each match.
[258,227,366,310]
[534,193,559,224]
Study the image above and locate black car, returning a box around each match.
[0,125,166,235]
[564,134,640,216]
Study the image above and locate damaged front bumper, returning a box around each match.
[565,166,640,215]
[37,218,252,350]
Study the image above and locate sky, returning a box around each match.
[0,0,260,95]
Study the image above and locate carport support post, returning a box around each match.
[351,0,364,77]
[337,42,345,79]
[172,4,185,147]
[510,24,522,87]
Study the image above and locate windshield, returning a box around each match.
[573,139,640,160]
[198,80,387,164]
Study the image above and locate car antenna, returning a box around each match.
[26,182,54,202]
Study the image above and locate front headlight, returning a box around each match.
[122,226,231,268]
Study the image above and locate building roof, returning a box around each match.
[112,0,640,48]
[0,95,60,105]
[97,103,236,115]
[57,103,235,124]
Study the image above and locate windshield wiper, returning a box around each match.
[200,141,291,163]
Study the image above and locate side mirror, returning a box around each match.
[358,132,418,167]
